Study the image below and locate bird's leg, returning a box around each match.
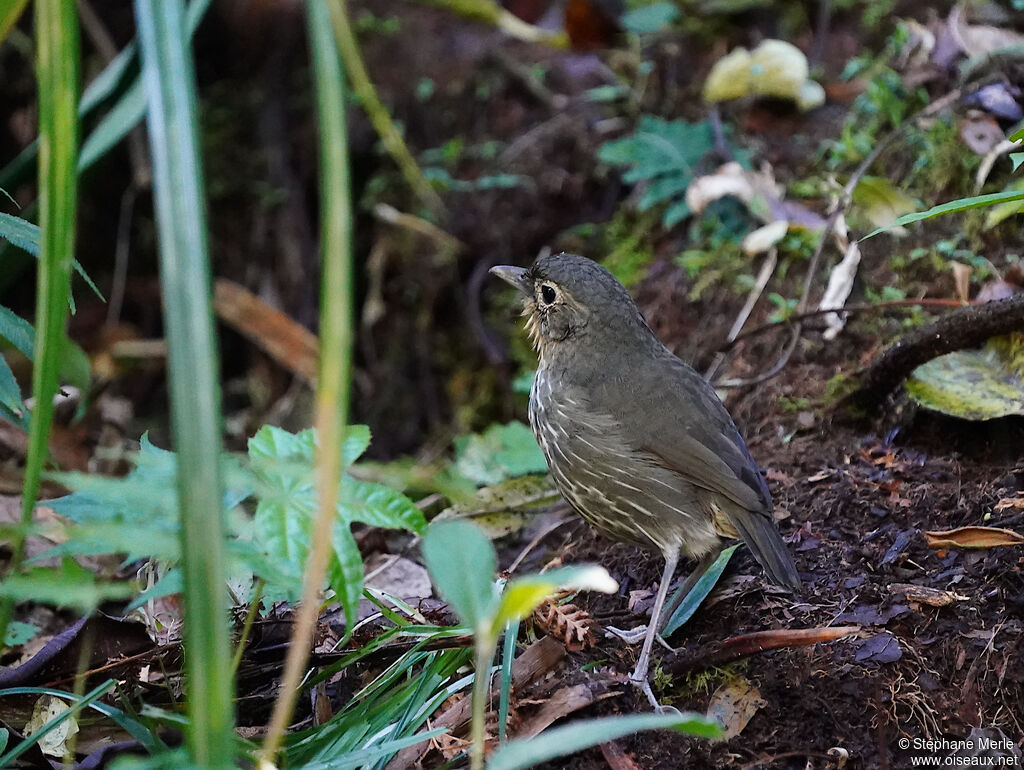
[629,551,678,712]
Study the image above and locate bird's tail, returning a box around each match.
[728,509,801,591]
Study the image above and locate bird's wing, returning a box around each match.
[596,352,771,514]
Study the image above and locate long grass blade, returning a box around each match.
[134,1,233,765]
[0,0,81,650]
[259,0,354,762]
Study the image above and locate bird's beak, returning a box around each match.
[489,265,532,296]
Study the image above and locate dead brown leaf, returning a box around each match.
[706,675,765,741]
[213,278,318,385]
[888,583,967,607]
[533,597,594,651]
[924,526,1024,549]
[994,494,1024,512]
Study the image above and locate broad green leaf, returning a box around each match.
[984,179,1024,228]
[0,562,135,611]
[492,566,617,635]
[863,190,1024,239]
[453,422,547,486]
[662,545,738,636]
[4,620,39,646]
[906,334,1024,420]
[488,713,723,770]
[621,2,678,35]
[327,524,364,631]
[248,424,371,471]
[248,424,423,626]
[852,176,918,233]
[598,117,716,229]
[421,520,498,629]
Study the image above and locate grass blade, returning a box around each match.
[259,0,355,762]
[134,1,233,765]
[0,0,28,46]
[661,545,737,637]
[488,713,723,770]
[0,0,81,650]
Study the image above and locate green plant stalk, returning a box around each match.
[0,0,80,651]
[470,629,497,770]
[326,0,446,216]
[259,0,354,762]
[230,577,265,678]
[134,1,234,766]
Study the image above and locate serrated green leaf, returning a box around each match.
[488,713,723,770]
[0,561,135,611]
[598,117,715,229]
[4,620,40,647]
[0,355,24,423]
[453,422,547,486]
[906,334,1024,420]
[421,520,498,629]
[620,2,678,35]
[328,524,364,632]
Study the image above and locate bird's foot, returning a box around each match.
[628,669,678,713]
[605,624,648,644]
[607,624,678,654]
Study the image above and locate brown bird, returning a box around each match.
[491,253,799,709]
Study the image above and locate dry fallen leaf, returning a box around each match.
[994,494,1024,512]
[888,583,967,607]
[24,696,79,758]
[706,675,765,741]
[534,596,594,651]
[924,526,1024,549]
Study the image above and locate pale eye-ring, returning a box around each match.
[539,283,557,305]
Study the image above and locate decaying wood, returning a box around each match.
[847,292,1024,410]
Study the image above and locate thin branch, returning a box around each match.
[716,90,963,388]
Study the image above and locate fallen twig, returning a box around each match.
[664,625,861,676]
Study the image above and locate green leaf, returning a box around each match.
[421,520,498,630]
[1011,152,1024,172]
[598,117,715,229]
[492,566,617,635]
[662,545,738,636]
[984,179,1024,229]
[453,422,547,486]
[0,213,103,301]
[906,334,1024,420]
[4,620,40,646]
[0,0,29,45]
[248,424,423,626]
[851,176,918,233]
[620,2,679,35]
[862,190,1024,240]
[135,0,235,759]
[0,355,25,425]
[488,713,723,770]
[0,562,135,611]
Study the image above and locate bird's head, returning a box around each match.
[489,253,651,361]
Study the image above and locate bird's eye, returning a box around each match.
[540,284,557,305]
